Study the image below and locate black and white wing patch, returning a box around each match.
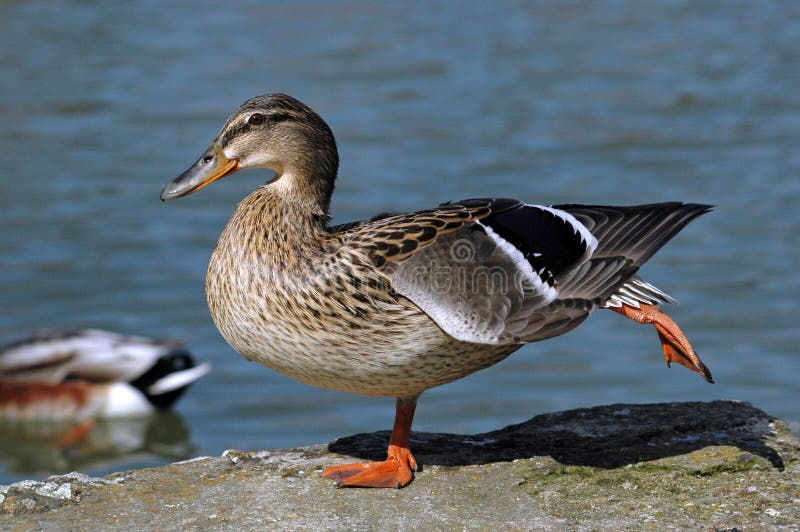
[483,204,597,282]
[389,202,598,344]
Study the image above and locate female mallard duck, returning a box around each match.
[0,329,210,421]
[161,93,713,488]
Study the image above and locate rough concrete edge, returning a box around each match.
[0,471,129,514]
[1,400,798,524]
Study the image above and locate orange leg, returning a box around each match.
[610,303,714,383]
[323,397,419,488]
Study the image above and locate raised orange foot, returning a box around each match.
[611,302,714,383]
[322,444,418,488]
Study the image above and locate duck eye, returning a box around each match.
[248,113,265,126]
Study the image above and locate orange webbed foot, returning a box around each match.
[322,444,418,488]
[611,303,714,383]
[323,397,419,488]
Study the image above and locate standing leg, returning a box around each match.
[323,396,419,488]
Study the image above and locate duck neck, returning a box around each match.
[268,166,335,219]
[265,128,339,218]
[228,183,330,260]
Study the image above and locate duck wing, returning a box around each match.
[0,329,181,383]
[0,330,82,382]
[555,203,711,265]
[339,200,710,345]
[552,203,710,311]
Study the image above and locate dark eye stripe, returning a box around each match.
[268,112,294,123]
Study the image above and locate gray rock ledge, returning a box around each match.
[1,400,798,531]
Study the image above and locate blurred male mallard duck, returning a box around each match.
[0,329,210,422]
[161,93,712,488]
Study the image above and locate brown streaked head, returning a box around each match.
[161,94,339,202]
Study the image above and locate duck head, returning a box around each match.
[128,348,211,409]
[161,94,339,214]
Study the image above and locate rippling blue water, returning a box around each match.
[1,1,798,483]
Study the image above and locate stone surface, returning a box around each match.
[1,400,798,530]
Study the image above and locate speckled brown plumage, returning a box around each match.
[206,188,520,398]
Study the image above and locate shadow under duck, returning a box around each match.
[161,93,713,488]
